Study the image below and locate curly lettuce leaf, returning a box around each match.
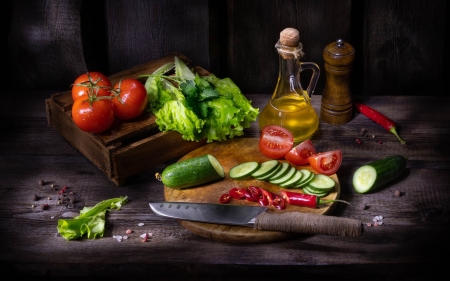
[57,196,128,241]
[204,74,259,128]
[143,56,259,143]
[197,97,243,142]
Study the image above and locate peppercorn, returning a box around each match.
[39,180,45,186]
[32,194,40,201]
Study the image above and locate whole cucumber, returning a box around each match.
[157,154,224,189]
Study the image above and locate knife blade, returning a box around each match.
[149,202,363,237]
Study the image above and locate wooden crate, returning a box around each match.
[45,53,207,185]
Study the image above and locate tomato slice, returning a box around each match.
[285,139,317,165]
[307,150,342,175]
[259,125,294,159]
[219,193,232,204]
[229,187,247,200]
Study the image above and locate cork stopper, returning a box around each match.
[280,28,300,47]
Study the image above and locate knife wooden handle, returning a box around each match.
[254,212,363,237]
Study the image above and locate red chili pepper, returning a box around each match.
[229,187,247,200]
[219,193,232,204]
[281,190,319,208]
[354,102,405,144]
[280,190,349,209]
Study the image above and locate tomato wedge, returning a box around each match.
[285,139,317,165]
[307,150,342,175]
[259,125,294,159]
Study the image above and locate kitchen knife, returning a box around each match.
[149,202,363,237]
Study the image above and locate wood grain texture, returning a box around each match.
[363,0,447,96]
[1,92,450,279]
[7,0,88,90]
[104,0,211,74]
[164,138,340,243]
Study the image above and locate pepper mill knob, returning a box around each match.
[320,38,355,125]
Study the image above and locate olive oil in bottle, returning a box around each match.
[258,28,320,143]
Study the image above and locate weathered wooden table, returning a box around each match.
[1,91,449,280]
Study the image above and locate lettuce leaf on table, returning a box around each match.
[57,196,128,241]
[142,56,259,143]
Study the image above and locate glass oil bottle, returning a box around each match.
[258,28,320,143]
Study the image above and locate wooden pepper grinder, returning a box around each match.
[320,39,355,125]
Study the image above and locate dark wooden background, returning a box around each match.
[4,0,449,96]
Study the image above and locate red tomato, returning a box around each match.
[285,139,317,165]
[259,125,294,159]
[111,79,148,120]
[307,150,342,175]
[72,72,112,101]
[71,96,114,133]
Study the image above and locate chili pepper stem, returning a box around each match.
[319,199,351,206]
[390,127,406,144]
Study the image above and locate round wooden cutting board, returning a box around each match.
[164,138,340,243]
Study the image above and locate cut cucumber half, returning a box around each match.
[270,166,296,185]
[279,169,303,188]
[307,174,335,191]
[267,162,291,181]
[352,155,407,194]
[251,160,280,178]
[229,161,261,179]
[303,186,329,197]
[294,169,314,187]
[255,163,282,180]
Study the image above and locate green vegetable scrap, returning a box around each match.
[57,196,128,241]
[141,56,259,143]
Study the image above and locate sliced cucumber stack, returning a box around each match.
[279,169,303,188]
[251,160,280,179]
[302,174,336,197]
[293,169,314,188]
[229,161,261,179]
[269,166,296,185]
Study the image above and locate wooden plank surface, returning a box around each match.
[164,138,340,243]
[1,92,450,279]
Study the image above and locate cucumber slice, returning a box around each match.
[302,186,329,197]
[229,161,261,179]
[294,169,314,188]
[307,174,335,191]
[267,162,291,181]
[352,155,407,194]
[270,166,296,185]
[251,160,280,178]
[255,163,282,180]
[279,169,303,188]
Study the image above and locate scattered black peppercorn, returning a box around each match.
[39,180,45,186]
[32,194,40,201]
